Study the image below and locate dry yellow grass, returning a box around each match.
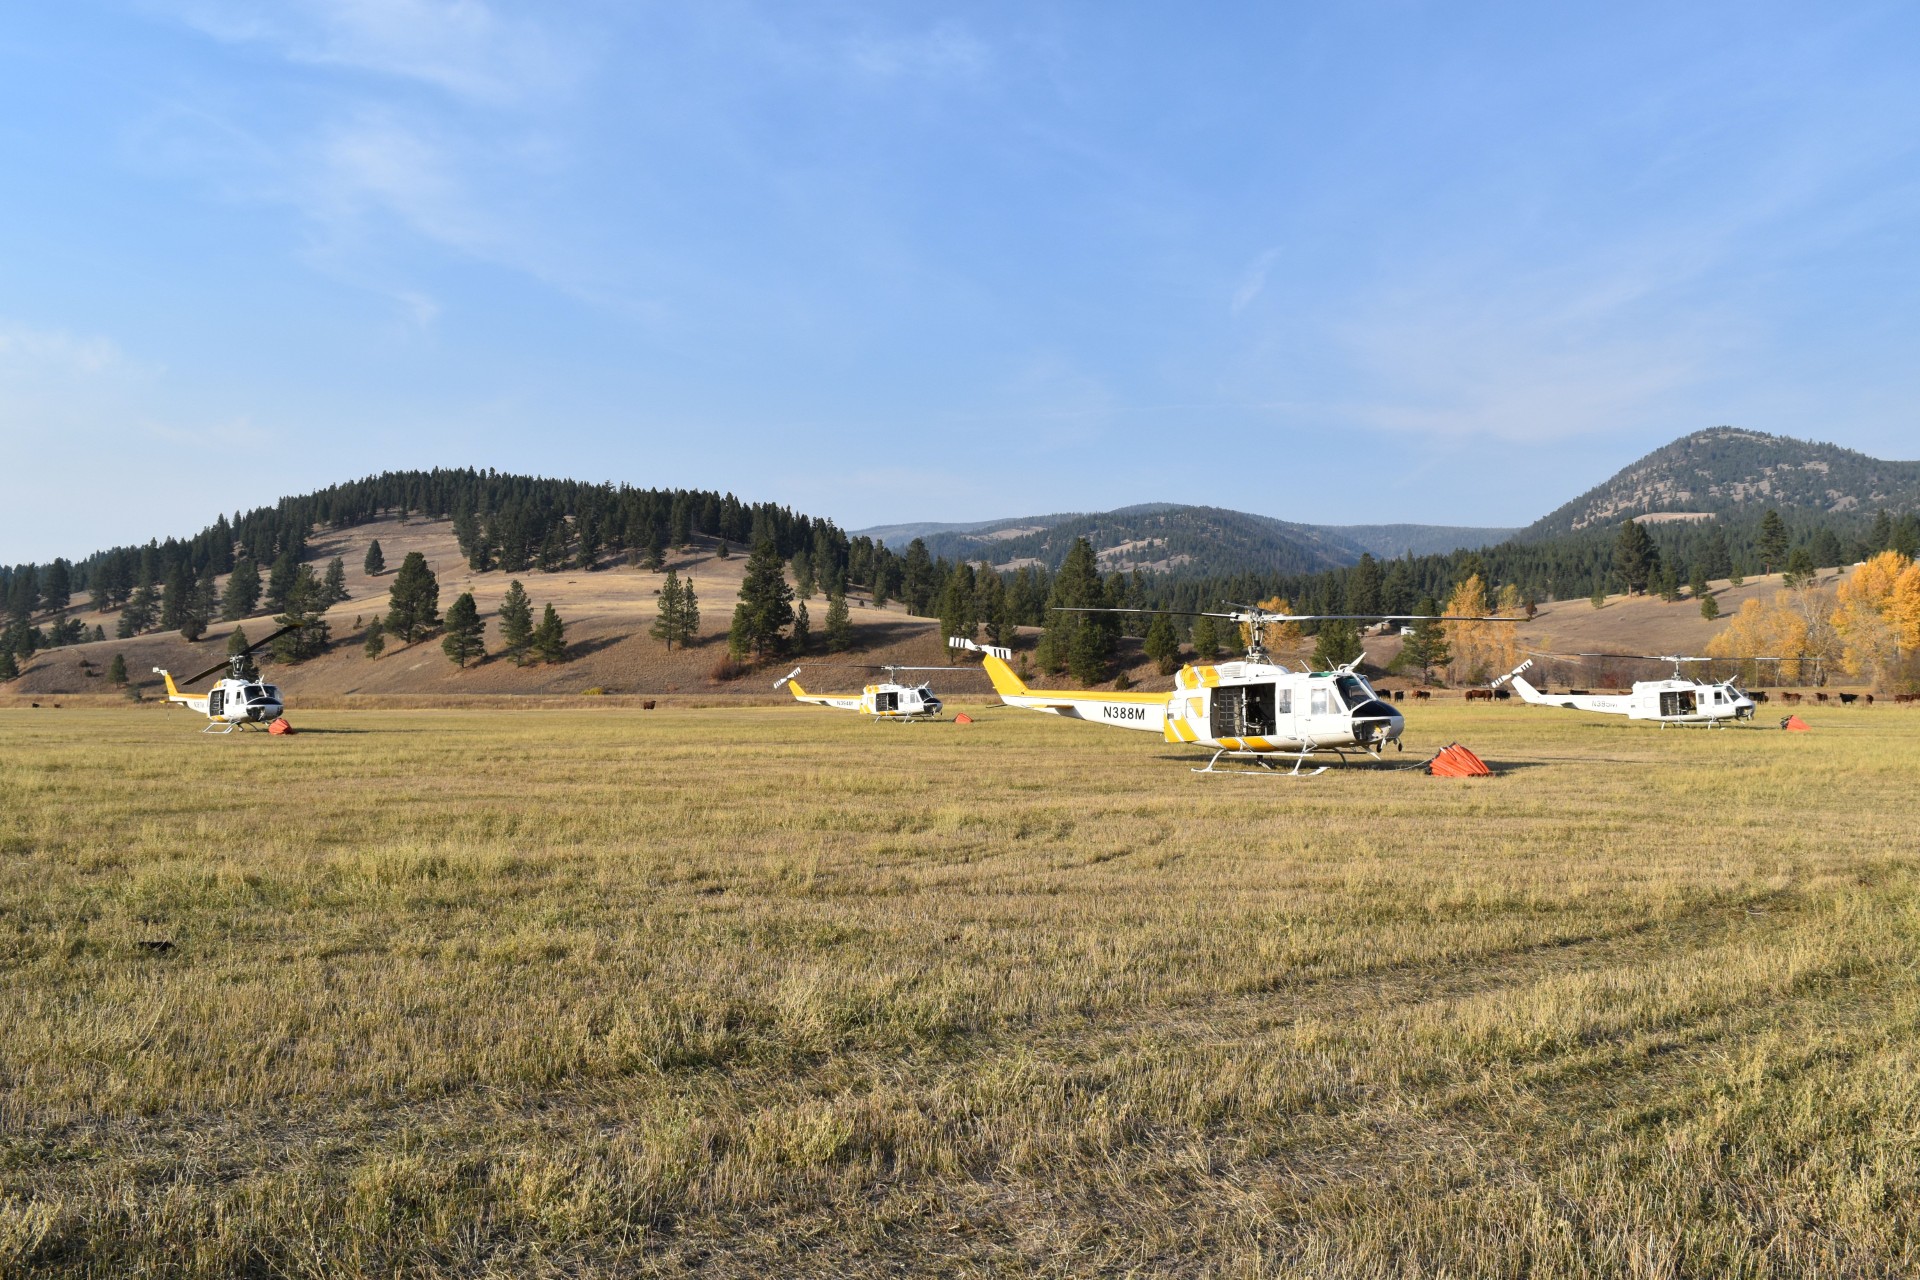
[3,700,1918,1276]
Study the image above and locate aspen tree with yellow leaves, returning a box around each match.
[1239,596,1304,661]
[1441,574,1519,684]
[1706,583,1843,686]
[1829,551,1920,690]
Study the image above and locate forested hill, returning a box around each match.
[0,470,857,619]
[859,505,1518,580]
[1522,427,1920,540]
[897,504,1364,578]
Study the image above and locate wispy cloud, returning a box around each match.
[844,21,989,84]
[143,414,276,450]
[1231,248,1279,315]
[0,324,138,379]
[156,0,583,104]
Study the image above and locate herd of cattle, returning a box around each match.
[1411,687,1920,705]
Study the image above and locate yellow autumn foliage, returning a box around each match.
[1240,596,1304,661]
[1829,551,1920,687]
[1442,574,1519,684]
[1706,584,1844,685]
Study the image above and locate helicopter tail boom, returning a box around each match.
[978,652,1030,699]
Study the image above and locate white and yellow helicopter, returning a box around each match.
[153,625,299,733]
[1495,654,1759,727]
[953,603,1515,774]
[775,664,954,721]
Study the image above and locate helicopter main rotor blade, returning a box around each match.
[176,657,237,687]
[175,622,306,687]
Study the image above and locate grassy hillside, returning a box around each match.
[5,703,1919,1275]
[5,516,981,704]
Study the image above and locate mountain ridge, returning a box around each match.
[1520,427,1920,540]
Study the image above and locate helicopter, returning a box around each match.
[953,602,1517,774]
[775,664,954,721]
[152,624,302,732]
[1495,653,1759,727]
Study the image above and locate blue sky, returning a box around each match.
[4,2,1919,564]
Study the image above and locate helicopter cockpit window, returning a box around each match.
[1334,675,1371,708]
[243,684,269,702]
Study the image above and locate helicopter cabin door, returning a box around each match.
[207,688,225,717]
[874,690,898,713]
[1209,683,1278,742]
[1659,688,1696,717]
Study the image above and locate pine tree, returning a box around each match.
[363,617,386,660]
[1144,611,1182,675]
[1347,554,1382,616]
[1400,598,1450,684]
[644,527,666,571]
[271,565,331,662]
[650,571,694,651]
[0,649,18,681]
[222,556,261,620]
[180,565,216,641]
[1689,563,1709,600]
[901,540,935,616]
[43,560,72,613]
[1703,525,1733,578]
[1728,562,1746,588]
[824,592,854,652]
[441,592,485,667]
[716,538,731,559]
[1782,547,1815,589]
[322,557,348,606]
[1612,520,1659,595]
[1036,539,1115,683]
[938,564,979,656]
[668,496,692,548]
[1757,509,1790,574]
[119,581,157,636]
[728,538,795,661]
[791,549,815,599]
[530,604,567,664]
[364,539,385,577]
[161,560,193,631]
[791,601,811,654]
[499,580,535,663]
[1311,620,1363,671]
[108,653,128,686]
[384,552,441,643]
[1700,594,1720,621]
[1190,614,1221,662]
[264,550,298,614]
[1866,509,1894,553]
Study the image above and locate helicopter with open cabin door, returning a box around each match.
[152,624,303,732]
[952,601,1520,774]
[1495,653,1762,727]
[775,664,953,720]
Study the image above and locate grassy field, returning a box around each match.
[3,700,1918,1277]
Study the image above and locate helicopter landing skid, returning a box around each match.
[1193,748,1330,778]
[202,720,241,734]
